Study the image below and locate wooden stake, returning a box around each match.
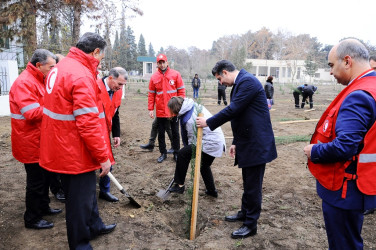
[190,113,204,240]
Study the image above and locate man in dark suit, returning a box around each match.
[196,60,277,239]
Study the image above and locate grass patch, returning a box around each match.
[275,135,311,145]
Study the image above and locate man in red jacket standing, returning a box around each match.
[148,54,185,163]
[97,67,127,202]
[40,32,116,249]
[9,49,62,230]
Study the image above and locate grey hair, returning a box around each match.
[30,49,57,66]
[336,39,369,63]
[109,67,128,80]
[370,55,376,62]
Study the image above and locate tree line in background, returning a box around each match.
[1,1,376,79]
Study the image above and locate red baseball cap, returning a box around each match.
[156,54,167,62]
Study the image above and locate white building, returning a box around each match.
[246,59,335,84]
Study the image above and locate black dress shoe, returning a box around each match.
[225,211,245,222]
[167,148,174,154]
[99,191,119,202]
[25,219,54,229]
[54,190,66,203]
[99,223,117,235]
[140,143,154,151]
[364,208,375,215]
[42,207,63,216]
[231,225,257,239]
[157,153,167,163]
[205,189,218,198]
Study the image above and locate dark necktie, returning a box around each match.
[108,90,114,100]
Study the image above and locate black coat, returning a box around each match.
[207,69,277,167]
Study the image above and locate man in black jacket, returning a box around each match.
[196,60,277,239]
[301,84,317,109]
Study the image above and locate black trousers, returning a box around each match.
[293,92,300,108]
[49,172,63,195]
[61,171,104,250]
[24,163,50,224]
[218,89,227,105]
[302,93,313,108]
[174,144,216,191]
[149,117,173,145]
[241,164,266,228]
[157,117,180,154]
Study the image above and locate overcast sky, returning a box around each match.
[123,0,375,52]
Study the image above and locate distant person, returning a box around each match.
[40,32,116,249]
[148,54,185,163]
[217,80,227,105]
[303,39,376,249]
[292,85,304,109]
[167,97,226,198]
[196,60,277,239]
[97,67,128,202]
[191,73,201,99]
[9,49,61,230]
[301,84,317,109]
[264,76,274,110]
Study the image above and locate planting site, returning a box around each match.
[1,80,376,249]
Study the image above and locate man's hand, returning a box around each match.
[99,159,111,177]
[113,137,120,148]
[303,144,314,160]
[196,117,207,128]
[229,145,236,158]
[149,110,154,119]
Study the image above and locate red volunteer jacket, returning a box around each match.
[97,78,122,132]
[148,67,185,117]
[9,62,45,163]
[40,47,109,174]
[309,70,376,195]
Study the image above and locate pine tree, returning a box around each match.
[137,34,147,73]
[148,43,155,57]
[125,25,137,71]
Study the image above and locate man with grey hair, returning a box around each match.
[304,39,376,249]
[97,66,127,202]
[40,32,116,249]
[9,49,61,230]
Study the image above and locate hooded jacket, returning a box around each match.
[39,47,109,174]
[179,98,226,157]
[9,62,45,163]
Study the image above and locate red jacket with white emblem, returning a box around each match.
[148,67,185,117]
[40,47,109,174]
[309,70,376,195]
[9,62,45,163]
[97,78,122,132]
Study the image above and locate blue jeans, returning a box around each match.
[193,88,199,98]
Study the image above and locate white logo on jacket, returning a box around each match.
[323,119,329,132]
[169,80,175,86]
[46,68,58,94]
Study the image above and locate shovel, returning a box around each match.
[156,178,174,201]
[107,172,141,208]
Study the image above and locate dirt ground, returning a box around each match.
[0,80,376,250]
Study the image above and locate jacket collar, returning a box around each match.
[26,62,45,85]
[67,47,100,78]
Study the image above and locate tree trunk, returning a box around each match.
[23,0,37,63]
[72,2,82,46]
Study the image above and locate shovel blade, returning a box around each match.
[156,189,171,201]
[127,196,142,208]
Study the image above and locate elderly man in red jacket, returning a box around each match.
[40,32,116,250]
[148,54,185,163]
[97,67,127,202]
[9,49,62,230]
